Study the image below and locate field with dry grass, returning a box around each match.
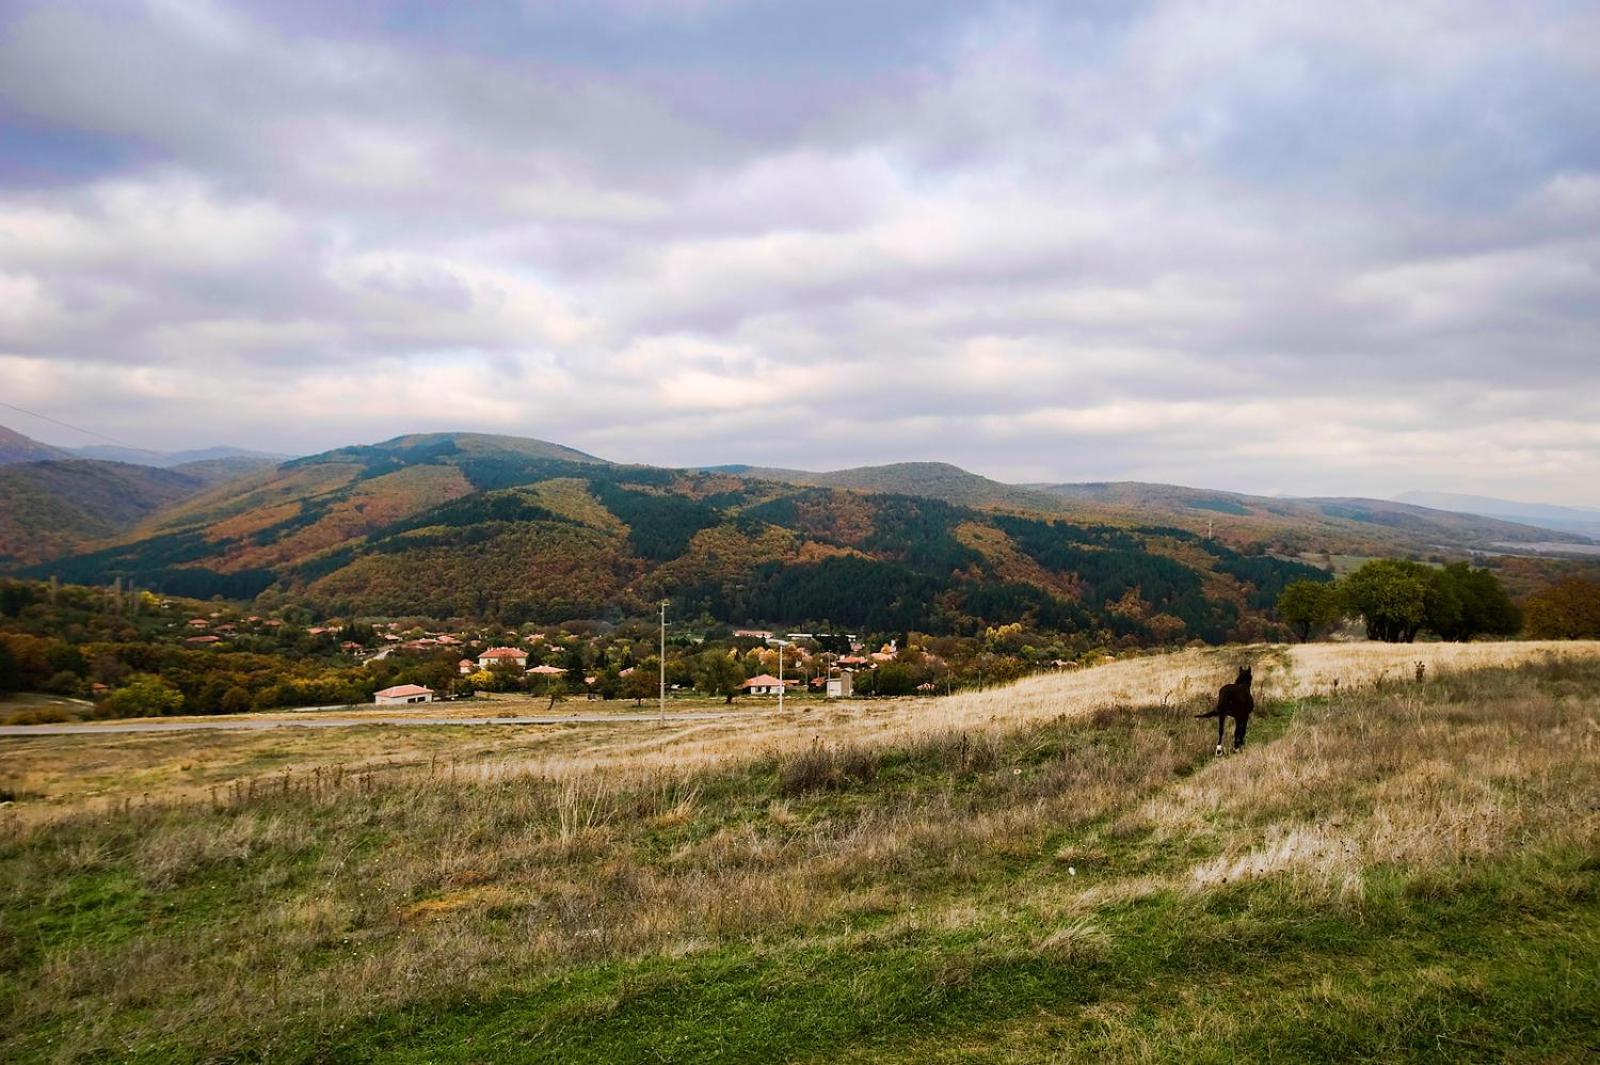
[2,640,1598,1061]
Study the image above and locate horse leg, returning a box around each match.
[1215,713,1226,756]
[1233,711,1249,752]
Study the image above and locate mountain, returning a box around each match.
[0,460,216,568]
[21,432,1327,642]
[0,425,71,465]
[1030,481,1591,555]
[706,461,1073,513]
[69,443,292,468]
[1395,491,1600,540]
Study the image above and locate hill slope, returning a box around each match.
[0,425,70,465]
[0,460,217,568]
[3,643,1595,1061]
[1396,490,1600,539]
[24,433,1325,641]
[1032,480,1588,554]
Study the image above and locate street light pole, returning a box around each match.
[778,641,784,714]
[658,600,667,725]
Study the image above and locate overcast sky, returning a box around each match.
[1,0,1597,503]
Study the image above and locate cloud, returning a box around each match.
[0,0,1596,504]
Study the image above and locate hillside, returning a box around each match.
[0,461,218,568]
[23,433,1326,642]
[715,461,1075,513]
[714,462,1585,557]
[0,426,69,465]
[1032,480,1589,555]
[2,642,1596,1061]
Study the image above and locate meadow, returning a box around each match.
[1,640,1597,1061]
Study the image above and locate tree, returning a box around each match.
[544,676,568,710]
[1276,580,1341,642]
[101,674,185,718]
[220,686,254,714]
[1524,577,1600,638]
[873,662,916,696]
[1430,563,1518,640]
[623,663,657,706]
[1341,560,1433,642]
[695,650,745,704]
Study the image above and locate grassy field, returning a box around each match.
[1,641,1598,1061]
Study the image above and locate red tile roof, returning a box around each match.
[375,684,432,698]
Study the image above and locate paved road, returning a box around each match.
[0,711,737,737]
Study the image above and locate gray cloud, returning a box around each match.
[0,0,1597,504]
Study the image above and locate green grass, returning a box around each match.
[2,662,1597,1062]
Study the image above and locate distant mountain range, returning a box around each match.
[4,426,1595,642]
[0,425,290,567]
[5,422,1598,640]
[0,424,289,470]
[1395,491,1600,540]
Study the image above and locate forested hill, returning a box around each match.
[23,432,1327,643]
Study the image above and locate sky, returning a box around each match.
[1,0,1597,504]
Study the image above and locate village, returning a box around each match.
[166,603,1087,710]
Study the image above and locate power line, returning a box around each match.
[0,399,144,450]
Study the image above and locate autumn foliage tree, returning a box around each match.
[1524,577,1600,639]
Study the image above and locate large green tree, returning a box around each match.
[1276,580,1342,642]
[1340,559,1516,642]
[1341,560,1434,642]
[695,650,745,704]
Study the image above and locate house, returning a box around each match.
[478,647,528,669]
[826,672,853,698]
[185,635,221,646]
[740,674,797,696]
[458,658,475,676]
[374,684,434,706]
[837,655,870,667]
[526,664,566,676]
[187,618,209,629]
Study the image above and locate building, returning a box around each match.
[740,674,797,696]
[478,647,529,669]
[526,664,566,676]
[826,672,853,698]
[458,658,475,676]
[374,684,434,706]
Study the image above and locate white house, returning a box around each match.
[740,674,797,696]
[374,684,434,706]
[478,647,529,669]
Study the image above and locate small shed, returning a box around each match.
[374,684,434,706]
[826,672,853,698]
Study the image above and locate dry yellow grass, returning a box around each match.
[4,640,1598,822]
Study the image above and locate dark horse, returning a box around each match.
[1197,666,1253,754]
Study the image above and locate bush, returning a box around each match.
[101,675,185,718]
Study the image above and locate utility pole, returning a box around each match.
[658,600,668,725]
[778,641,785,714]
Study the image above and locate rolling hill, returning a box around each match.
[0,425,70,465]
[21,432,1329,642]
[1396,490,1600,540]
[0,460,217,568]
[1029,480,1590,555]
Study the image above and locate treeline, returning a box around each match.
[1277,559,1518,642]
